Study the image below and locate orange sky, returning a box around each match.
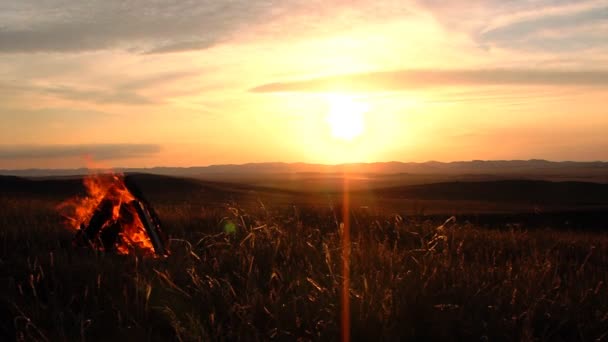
[1,0,607,168]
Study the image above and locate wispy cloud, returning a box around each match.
[0,71,198,105]
[478,5,608,51]
[0,1,272,53]
[418,0,608,52]
[0,0,605,56]
[251,69,608,93]
[478,0,608,35]
[0,144,161,160]
[0,0,416,54]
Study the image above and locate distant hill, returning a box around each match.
[376,180,608,205]
[1,160,608,183]
[3,174,608,210]
[0,173,295,203]
[0,174,83,196]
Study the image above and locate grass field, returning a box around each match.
[2,175,608,341]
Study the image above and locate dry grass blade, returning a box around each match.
[153,269,192,298]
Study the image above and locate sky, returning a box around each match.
[1,0,607,169]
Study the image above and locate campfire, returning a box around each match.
[59,173,167,256]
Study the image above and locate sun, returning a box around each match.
[326,95,368,141]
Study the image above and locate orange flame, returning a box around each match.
[58,173,155,255]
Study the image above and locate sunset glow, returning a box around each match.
[0,1,607,168]
[3,2,608,341]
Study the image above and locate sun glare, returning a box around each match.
[326,95,368,141]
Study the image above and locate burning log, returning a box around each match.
[83,198,114,240]
[131,199,167,256]
[61,173,168,256]
[124,175,167,256]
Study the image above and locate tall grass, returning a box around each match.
[1,196,608,341]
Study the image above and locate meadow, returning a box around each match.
[1,175,608,341]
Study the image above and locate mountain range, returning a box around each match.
[2,160,607,181]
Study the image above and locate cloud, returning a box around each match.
[477,5,608,51]
[0,0,605,56]
[144,40,219,55]
[0,144,161,160]
[0,0,417,54]
[418,0,608,52]
[0,70,197,105]
[0,81,152,105]
[0,0,274,53]
[251,69,608,93]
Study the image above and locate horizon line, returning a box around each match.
[2,158,608,172]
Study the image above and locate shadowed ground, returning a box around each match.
[1,174,607,340]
